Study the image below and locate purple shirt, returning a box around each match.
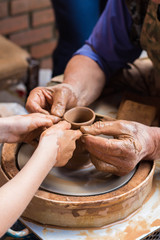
[75,0,142,79]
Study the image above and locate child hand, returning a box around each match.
[1,113,54,143]
[39,121,82,167]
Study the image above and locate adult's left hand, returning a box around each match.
[80,120,158,176]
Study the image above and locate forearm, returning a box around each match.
[0,142,57,237]
[64,55,106,106]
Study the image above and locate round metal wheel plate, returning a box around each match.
[17,143,136,196]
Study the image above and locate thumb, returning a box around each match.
[51,88,70,117]
[80,120,125,136]
[73,130,82,140]
[80,121,107,135]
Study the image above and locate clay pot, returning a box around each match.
[63,107,95,169]
[63,106,95,129]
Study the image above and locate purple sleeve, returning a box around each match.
[74,0,142,79]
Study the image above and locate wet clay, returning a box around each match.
[64,107,95,170]
[0,142,155,227]
[63,107,95,129]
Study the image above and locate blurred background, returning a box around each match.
[0,0,57,105]
[0,0,56,69]
[0,0,106,107]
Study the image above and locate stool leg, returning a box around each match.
[25,58,39,98]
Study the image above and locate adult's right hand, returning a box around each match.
[80,120,159,176]
[26,84,78,123]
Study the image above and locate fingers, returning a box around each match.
[49,115,61,123]
[72,129,82,140]
[80,120,130,136]
[50,88,70,117]
[33,117,53,128]
[57,130,82,167]
[26,88,50,115]
[26,88,44,114]
[81,134,127,158]
[81,134,137,174]
[25,113,53,129]
[41,121,71,136]
[28,102,50,115]
[90,155,128,176]
[40,113,61,124]
[52,120,71,130]
[90,155,120,175]
[46,121,82,138]
[26,86,74,122]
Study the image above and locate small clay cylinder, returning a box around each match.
[64,107,95,169]
[63,106,95,130]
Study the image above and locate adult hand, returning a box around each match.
[26,84,78,122]
[80,120,158,176]
[1,113,54,143]
[39,121,82,167]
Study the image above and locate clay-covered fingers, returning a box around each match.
[80,120,132,137]
[81,134,137,175]
[81,134,126,159]
[39,120,82,167]
[55,129,82,167]
[50,87,73,117]
[26,85,77,122]
[40,120,81,141]
[49,84,77,118]
[90,155,123,176]
[50,120,72,130]
[80,120,157,175]
[26,87,51,115]
[40,120,71,137]
[4,113,55,143]
[23,113,54,142]
[26,87,61,123]
[27,113,55,129]
[22,113,55,143]
[90,154,135,176]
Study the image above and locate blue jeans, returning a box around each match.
[51,0,107,76]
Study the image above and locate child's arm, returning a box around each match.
[0,120,81,237]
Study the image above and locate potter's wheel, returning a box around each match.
[17,144,136,196]
[0,143,155,227]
